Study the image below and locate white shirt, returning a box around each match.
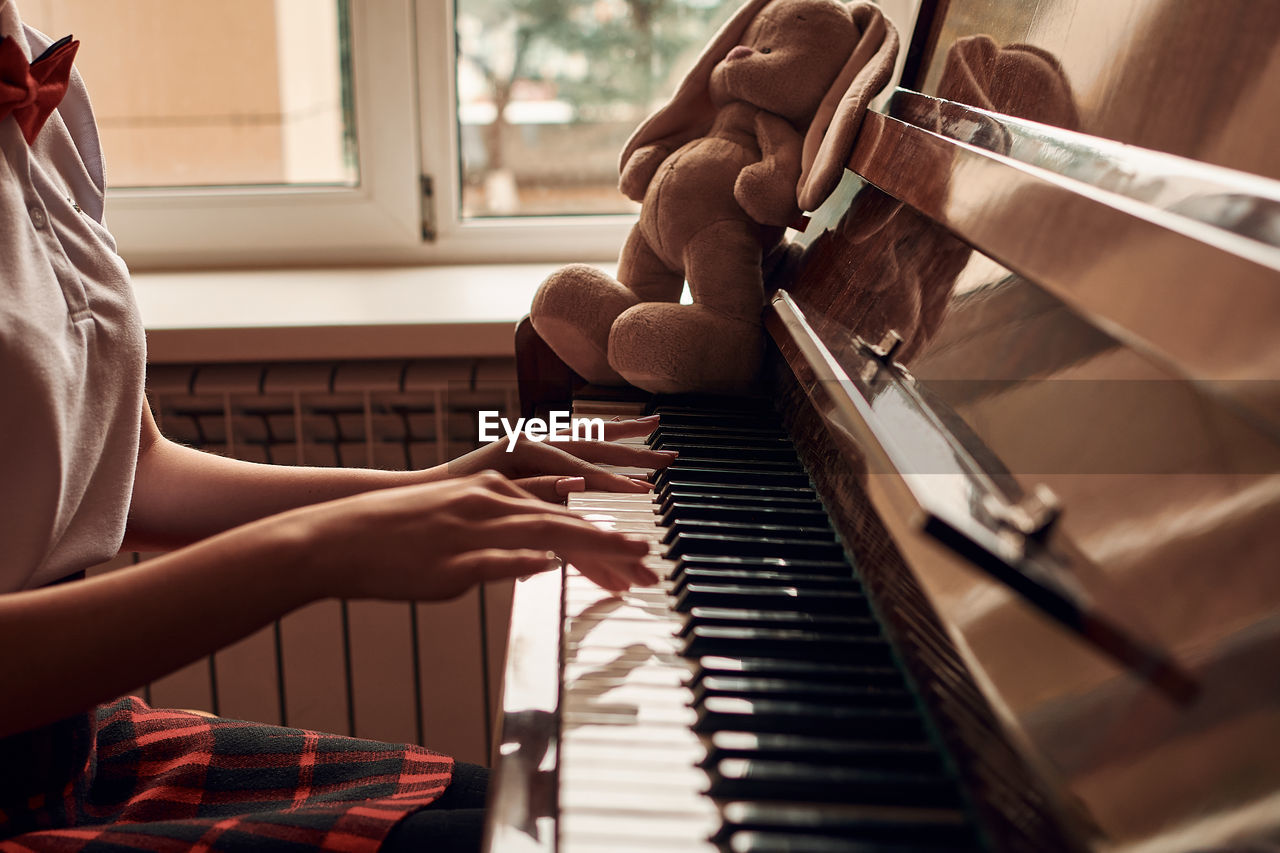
[1,0,146,590]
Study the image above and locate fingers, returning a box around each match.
[470,513,657,587]
[448,549,562,585]
[472,512,648,559]
[559,439,678,470]
[510,475,587,503]
[599,414,660,440]
[444,471,583,520]
[450,545,647,595]
[497,445,653,495]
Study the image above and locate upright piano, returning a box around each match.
[485,0,1280,850]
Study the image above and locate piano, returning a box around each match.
[485,0,1280,850]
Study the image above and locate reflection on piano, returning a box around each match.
[486,0,1280,850]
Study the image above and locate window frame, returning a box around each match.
[103,0,632,271]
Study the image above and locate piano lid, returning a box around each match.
[763,1,1280,848]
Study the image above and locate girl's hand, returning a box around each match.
[297,470,658,601]
[444,415,676,502]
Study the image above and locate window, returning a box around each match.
[453,0,736,218]
[23,0,737,269]
[24,0,356,188]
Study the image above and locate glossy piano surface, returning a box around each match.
[766,47,1280,852]
[907,0,1280,181]
[491,2,1280,851]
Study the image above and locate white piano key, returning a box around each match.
[560,830,718,853]
[560,759,708,791]
[563,662,688,689]
[559,784,712,816]
[560,479,714,853]
[566,645,691,672]
[565,676,696,701]
[595,465,656,479]
[571,495,659,509]
[562,701,696,728]
[564,592,679,621]
[563,721,704,749]
[560,733,707,767]
[576,512,661,527]
[564,602,678,632]
[560,817,718,853]
[566,586,673,610]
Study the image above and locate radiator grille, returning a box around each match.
[94,357,519,765]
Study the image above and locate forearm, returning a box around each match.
[124,434,438,551]
[0,512,321,738]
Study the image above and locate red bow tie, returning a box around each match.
[0,34,80,145]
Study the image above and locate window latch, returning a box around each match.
[420,174,438,242]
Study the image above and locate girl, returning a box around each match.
[0,2,667,849]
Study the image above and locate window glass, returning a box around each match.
[455,0,738,217]
[21,0,356,189]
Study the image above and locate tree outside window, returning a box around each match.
[457,0,738,217]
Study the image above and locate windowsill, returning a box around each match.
[134,264,581,363]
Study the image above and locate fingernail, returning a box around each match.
[635,414,660,423]
[525,552,560,580]
[628,478,654,491]
[555,476,587,496]
[654,450,679,458]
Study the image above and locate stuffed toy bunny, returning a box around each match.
[530,0,899,394]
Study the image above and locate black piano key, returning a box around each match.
[671,568,863,598]
[648,427,789,445]
[706,758,960,806]
[661,501,831,526]
[660,492,825,519]
[666,532,847,561]
[692,656,905,689]
[654,465,812,490]
[644,442,801,463]
[675,583,867,613]
[692,675,914,708]
[717,801,977,848]
[679,608,881,637]
[662,518,837,545]
[650,436,795,455]
[657,481,825,505]
[674,554,854,579]
[651,455,802,473]
[725,830,972,853]
[704,731,942,772]
[648,409,778,427]
[694,697,925,738]
[683,627,894,664]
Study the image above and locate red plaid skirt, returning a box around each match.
[0,697,454,852]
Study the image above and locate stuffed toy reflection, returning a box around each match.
[531,0,899,394]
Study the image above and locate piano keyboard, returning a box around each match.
[558,397,981,853]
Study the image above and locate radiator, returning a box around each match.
[90,357,519,766]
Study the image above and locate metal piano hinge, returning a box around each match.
[984,484,1063,555]
[855,330,914,384]
[420,173,438,242]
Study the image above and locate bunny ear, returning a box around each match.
[619,0,774,173]
[940,36,1081,131]
[796,1,899,212]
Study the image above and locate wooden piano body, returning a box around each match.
[489,0,1280,850]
